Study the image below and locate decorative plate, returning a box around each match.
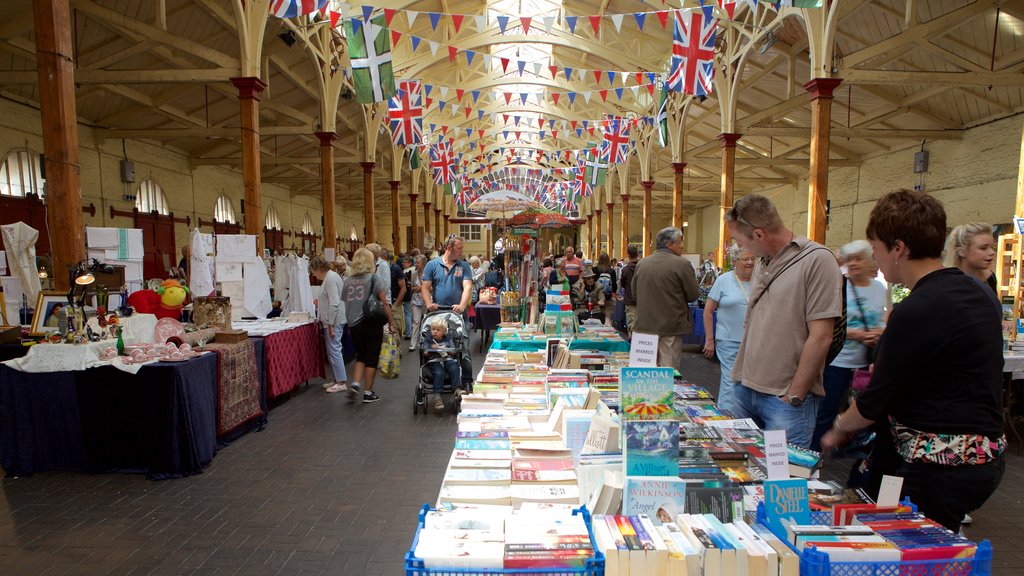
[154,317,185,344]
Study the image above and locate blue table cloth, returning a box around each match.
[681,305,716,346]
[0,353,218,479]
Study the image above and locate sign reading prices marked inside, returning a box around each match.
[629,332,658,367]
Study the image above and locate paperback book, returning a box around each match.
[624,420,680,477]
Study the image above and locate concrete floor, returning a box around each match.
[0,332,1020,575]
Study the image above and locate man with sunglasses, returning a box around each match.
[725,194,842,448]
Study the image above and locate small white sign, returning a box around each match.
[764,429,789,481]
[629,332,659,367]
[324,248,336,262]
[877,475,904,507]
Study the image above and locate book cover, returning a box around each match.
[443,468,512,486]
[454,438,512,450]
[619,367,675,420]
[684,482,744,523]
[562,410,595,465]
[624,420,680,477]
[622,476,687,522]
[763,479,811,540]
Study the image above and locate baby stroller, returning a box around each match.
[414,307,474,414]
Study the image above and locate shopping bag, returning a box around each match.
[378,329,400,379]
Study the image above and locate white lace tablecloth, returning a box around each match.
[229,318,317,337]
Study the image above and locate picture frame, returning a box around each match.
[30,291,68,336]
[1013,216,1024,235]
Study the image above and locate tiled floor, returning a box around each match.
[0,334,1020,575]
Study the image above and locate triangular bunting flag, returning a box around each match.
[474,15,486,31]
[500,57,510,72]
[543,16,555,33]
[565,15,577,33]
[497,15,509,33]
[447,45,458,62]
[410,35,421,51]
[517,60,526,75]
[599,89,608,102]
[611,14,624,32]
[552,92,561,105]
[452,14,465,32]
[383,8,395,26]
[471,90,480,103]
[657,11,669,28]
[564,67,573,80]
[633,12,647,30]
[521,16,532,34]
[588,15,601,34]
[615,87,624,100]
[390,29,402,47]
[361,5,372,22]
[428,12,441,30]
[406,10,418,28]
[608,70,617,84]
[465,49,475,65]
[593,70,602,83]
[429,40,439,57]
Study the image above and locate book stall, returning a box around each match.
[405,299,995,575]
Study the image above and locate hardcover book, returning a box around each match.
[763,479,811,539]
[619,367,675,420]
[623,476,687,523]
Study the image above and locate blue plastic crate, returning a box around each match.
[755,500,992,576]
[404,504,605,576]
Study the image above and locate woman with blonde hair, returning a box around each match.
[944,222,997,293]
[340,247,394,403]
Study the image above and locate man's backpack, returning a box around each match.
[597,272,613,297]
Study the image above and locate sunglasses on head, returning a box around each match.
[729,205,757,230]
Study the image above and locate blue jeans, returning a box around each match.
[323,323,348,383]
[715,339,741,415]
[427,359,460,396]
[403,301,413,338]
[811,365,856,451]
[732,383,820,448]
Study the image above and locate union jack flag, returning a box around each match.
[561,190,578,214]
[668,7,718,97]
[388,81,423,147]
[454,175,471,206]
[573,163,591,198]
[270,0,326,18]
[430,139,454,185]
[601,117,631,165]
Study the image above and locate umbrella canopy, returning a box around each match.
[467,191,541,219]
[624,402,673,418]
[506,208,573,229]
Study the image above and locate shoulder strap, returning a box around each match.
[848,281,871,328]
[749,245,830,311]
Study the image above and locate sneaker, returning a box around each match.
[363,391,381,403]
[432,398,445,411]
[348,382,362,402]
[322,381,336,389]
[325,383,348,393]
[408,346,416,352]
[962,513,973,525]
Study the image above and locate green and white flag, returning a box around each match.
[777,0,823,8]
[408,146,421,170]
[346,15,396,103]
[584,149,608,187]
[657,84,669,148]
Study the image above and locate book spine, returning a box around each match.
[627,515,656,551]
[613,515,643,550]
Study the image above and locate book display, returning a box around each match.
[406,332,995,576]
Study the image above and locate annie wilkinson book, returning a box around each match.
[622,476,687,523]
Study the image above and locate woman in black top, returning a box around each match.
[821,191,1005,533]
[944,222,998,294]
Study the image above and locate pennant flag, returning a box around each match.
[270,0,328,19]
[428,12,441,30]
[517,60,526,75]
[388,80,423,147]
[500,57,510,72]
[611,14,624,33]
[602,116,631,164]
[565,15,577,34]
[497,15,510,33]
[361,4,373,21]
[633,11,647,30]
[521,16,532,34]
[656,10,669,28]
[346,17,397,103]
[452,14,465,32]
[718,0,738,18]
[564,67,573,81]
[657,84,670,147]
[667,8,718,96]
[465,49,476,65]
[390,28,402,47]
[448,45,458,62]
[607,71,617,85]
[383,8,395,26]
[615,87,624,100]
[589,15,601,34]
[410,35,421,52]
[474,15,486,31]
[406,10,418,27]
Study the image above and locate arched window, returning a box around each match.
[301,212,314,235]
[135,178,169,215]
[214,195,236,224]
[265,204,281,229]
[0,149,45,198]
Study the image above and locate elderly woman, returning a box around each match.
[549,257,569,290]
[821,190,1005,533]
[469,255,485,304]
[341,248,394,404]
[702,244,755,414]
[811,240,887,450]
[311,256,348,393]
[573,269,606,323]
[407,254,428,352]
[944,222,997,294]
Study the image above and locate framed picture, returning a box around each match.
[1013,217,1024,235]
[30,291,68,336]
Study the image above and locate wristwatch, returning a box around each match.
[778,393,805,407]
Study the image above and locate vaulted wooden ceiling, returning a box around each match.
[0,0,1021,217]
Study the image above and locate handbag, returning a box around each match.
[363,275,387,323]
[378,330,400,379]
[851,367,872,392]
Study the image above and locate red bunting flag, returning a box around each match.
[589,15,601,34]
[383,8,395,26]
[500,57,510,72]
[447,45,458,62]
[521,17,532,34]
[452,14,464,32]
[593,70,602,83]
[657,11,669,28]
[390,29,402,47]
[552,93,560,105]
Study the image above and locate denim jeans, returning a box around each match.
[714,339,741,415]
[323,323,348,383]
[427,359,460,397]
[811,365,856,451]
[403,301,413,338]
[732,383,820,448]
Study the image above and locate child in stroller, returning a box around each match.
[417,310,472,413]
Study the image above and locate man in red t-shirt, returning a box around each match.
[563,245,582,285]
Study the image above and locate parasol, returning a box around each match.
[467,191,541,220]
[506,207,573,229]
[624,402,673,418]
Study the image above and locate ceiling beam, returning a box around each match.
[190,155,360,167]
[745,126,962,140]
[841,69,1024,87]
[96,126,313,140]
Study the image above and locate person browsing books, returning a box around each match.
[821,190,1005,533]
[944,222,998,294]
[421,317,461,412]
[811,240,887,451]
[725,194,843,449]
[310,256,348,394]
[702,243,755,414]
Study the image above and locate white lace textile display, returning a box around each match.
[85,226,145,297]
[274,254,314,317]
[1,221,41,305]
[214,235,273,319]
[189,229,216,298]
[230,318,316,337]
